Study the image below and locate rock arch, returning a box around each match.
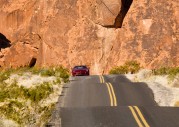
[114,0,133,28]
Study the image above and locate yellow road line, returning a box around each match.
[108,83,117,106]
[134,106,150,127]
[99,76,102,83]
[99,76,117,107]
[101,75,105,83]
[106,83,114,106]
[128,106,143,127]
[99,75,105,83]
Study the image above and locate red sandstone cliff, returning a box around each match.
[0,0,178,74]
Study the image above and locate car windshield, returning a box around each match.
[74,66,87,69]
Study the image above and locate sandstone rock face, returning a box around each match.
[0,0,178,74]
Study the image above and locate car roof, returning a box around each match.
[74,65,87,68]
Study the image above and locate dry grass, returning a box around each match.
[0,67,69,126]
[175,101,179,107]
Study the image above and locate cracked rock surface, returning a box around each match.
[0,0,178,74]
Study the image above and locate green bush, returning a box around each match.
[153,67,179,80]
[0,66,70,84]
[168,67,179,76]
[38,103,55,124]
[125,61,141,73]
[0,81,54,125]
[109,65,128,74]
[53,66,70,83]
[153,67,168,75]
[24,82,53,103]
[0,69,12,82]
[109,61,141,74]
[0,81,24,102]
[0,66,69,126]
[40,69,55,77]
[0,81,53,104]
[54,77,61,84]
[31,66,70,82]
[0,101,23,124]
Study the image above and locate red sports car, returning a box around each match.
[72,65,90,76]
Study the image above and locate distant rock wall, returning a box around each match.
[0,0,178,74]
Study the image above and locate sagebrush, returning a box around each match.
[0,66,69,126]
[109,61,141,74]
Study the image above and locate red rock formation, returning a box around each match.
[0,0,178,74]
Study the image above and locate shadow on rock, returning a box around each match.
[0,33,11,49]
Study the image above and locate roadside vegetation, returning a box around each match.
[109,61,141,74]
[0,66,69,126]
[122,65,179,107]
[110,62,179,83]
[152,67,179,80]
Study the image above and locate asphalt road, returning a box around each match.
[57,75,179,127]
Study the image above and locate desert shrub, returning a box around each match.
[0,81,25,102]
[168,67,179,76]
[0,100,24,124]
[38,103,55,125]
[0,66,70,84]
[14,67,31,73]
[50,66,70,83]
[153,67,179,75]
[57,68,69,83]
[29,67,41,74]
[0,67,69,126]
[0,89,9,102]
[0,100,55,125]
[125,61,141,73]
[109,65,128,74]
[0,68,31,83]
[24,82,53,103]
[0,67,30,79]
[0,69,12,82]
[0,81,53,103]
[153,67,179,80]
[153,67,169,75]
[0,82,54,125]
[0,66,69,102]
[40,69,55,77]
[30,66,70,82]
[109,61,141,74]
[54,77,61,84]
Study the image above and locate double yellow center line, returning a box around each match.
[99,75,117,106]
[99,75,105,83]
[99,75,150,127]
[106,82,117,106]
[128,106,150,127]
